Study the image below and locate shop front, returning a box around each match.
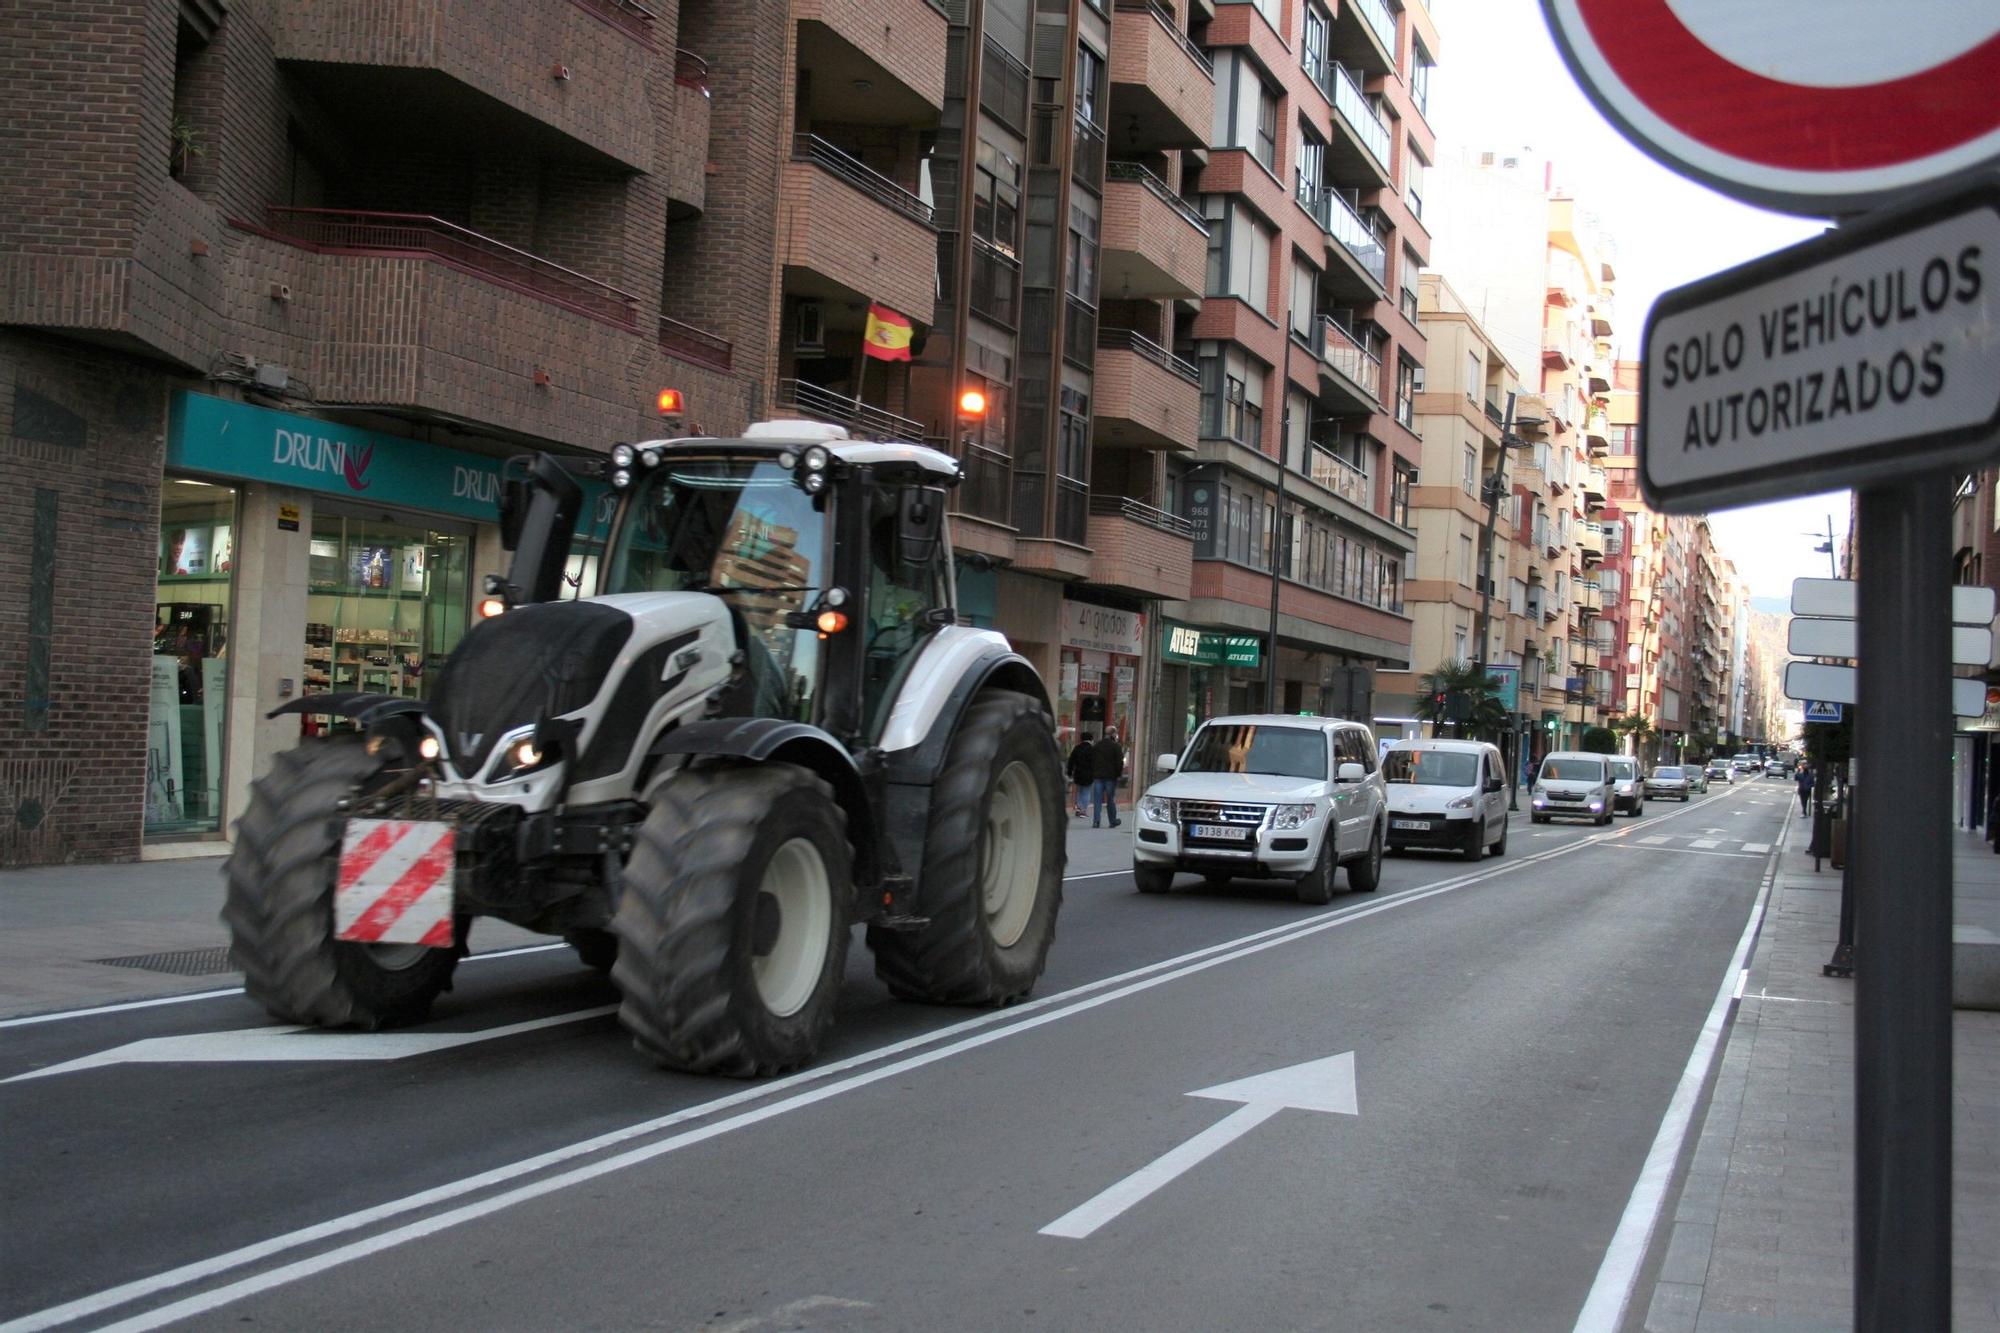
[151,391,610,844]
[1056,600,1148,791]
[1153,619,1264,760]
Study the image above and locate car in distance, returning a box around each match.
[1731,753,1760,775]
[1607,756,1645,816]
[1705,759,1733,785]
[1645,764,1692,801]
[1531,752,1615,825]
[1684,764,1709,794]
[1132,715,1388,904]
[1381,738,1509,862]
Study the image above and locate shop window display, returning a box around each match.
[146,478,237,838]
[302,507,469,733]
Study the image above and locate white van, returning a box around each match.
[1531,751,1615,825]
[1382,739,1509,861]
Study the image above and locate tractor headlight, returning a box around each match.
[611,467,633,489]
[802,445,830,473]
[491,730,557,780]
[1139,796,1174,824]
[801,470,826,495]
[611,443,636,469]
[418,735,441,762]
[1271,803,1316,830]
[639,447,662,469]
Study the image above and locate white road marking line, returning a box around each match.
[1691,839,1721,849]
[0,868,1127,1031]
[1609,845,1762,860]
[1742,989,1840,1006]
[6,823,1667,1333]
[1742,843,1771,854]
[1639,836,1670,846]
[1571,796,1786,1333]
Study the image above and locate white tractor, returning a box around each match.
[221,421,1066,1076]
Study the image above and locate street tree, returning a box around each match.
[1413,660,1510,739]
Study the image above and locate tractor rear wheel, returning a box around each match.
[870,692,1064,1006]
[222,741,460,1029]
[611,763,851,1077]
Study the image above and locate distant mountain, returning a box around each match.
[1749,596,1790,618]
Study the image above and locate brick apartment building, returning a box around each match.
[2,0,1434,866]
[1,0,759,865]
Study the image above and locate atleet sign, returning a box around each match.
[1639,179,2000,513]
[1160,620,1261,669]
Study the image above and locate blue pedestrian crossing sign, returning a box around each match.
[1804,700,1843,724]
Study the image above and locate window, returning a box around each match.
[1411,39,1434,118]
[1454,626,1469,661]
[1213,52,1280,174]
[972,139,1022,259]
[1066,203,1098,302]
[1395,357,1417,428]
[1289,256,1316,340]
[1199,343,1266,446]
[1466,352,1481,402]
[1076,45,1104,127]
[1458,534,1474,586]
[1390,463,1414,527]
[1462,445,1476,495]
[1201,196,1272,312]
[1302,4,1330,86]
[1405,141,1428,218]
[1400,247,1421,321]
[1297,127,1326,201]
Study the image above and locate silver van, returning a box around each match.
[1531,751,1614,825]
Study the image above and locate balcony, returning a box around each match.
[1085,496,1195,600]
[1329,0,1398,79]
[1579,522,1606,563]
[1318,316,1382,413]
[257,208,639,326]
[1585,411,1610,453]
[663,49,712,215]
[1576,580,1603,614]
[1303,178,1388,301]
[1582,465,1606,503]
[1093,329,1202,452]
[774,379,924,443]
[1586,364,1611,395]
[792,0,950,113]
[1103,162,1209,300]
[1109,0,1215,153]
[1326,63,1392,187]
[1307,444,1374,512]
[275,0,654,172]
[659,315,732,372]
[781,136,937,324]
[956,442,1013,527]
[1541,340,1571,369]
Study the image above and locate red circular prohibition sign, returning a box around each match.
[1574,0,2000,172]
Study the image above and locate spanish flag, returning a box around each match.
[863,303,914,361]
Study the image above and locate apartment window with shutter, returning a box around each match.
[1462,445,1476,495]
[1400,246,1421,321]
[1459,534,1473,586]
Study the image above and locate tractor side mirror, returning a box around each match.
[898,486,946,566]
[498,476,532,552]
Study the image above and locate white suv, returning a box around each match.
[1133,715,1388,904]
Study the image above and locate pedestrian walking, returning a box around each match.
[1091,727,1124,828]
[1067,730,1096,819]
[1794,763,1814,817]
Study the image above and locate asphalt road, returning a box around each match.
[0,780,1797,1332]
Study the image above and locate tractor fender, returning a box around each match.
[646,719,881,886]
[267,692,424,725]
[880,635,1052,787]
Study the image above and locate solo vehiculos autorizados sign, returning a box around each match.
[1541,0,2000,216]
[1639,180,2000,512]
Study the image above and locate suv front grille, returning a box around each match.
[1176,800,1267,826]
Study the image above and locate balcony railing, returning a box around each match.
[774,379,926,443]
[791,134,935,226]
[1055,476,1089,544]
[1089,493,1194,537]
[1097,327,1199,383]
[981,35,1030,134]
[1320,315,1382,400]
[1323,187,1387,286]
[1329,63,1390,170]
[673,48,709,94]
[1113,0,1214,78]
[258,207,640,327]
[1074,116,1106,193]
[1065,294,1096,369]
[658,315,732,371]
[1307,445,1372,510]
[1108,160,1208,233]
[1346,0,1398,58]
[569,0,658,43]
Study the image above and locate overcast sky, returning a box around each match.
[1425,0,1843,601]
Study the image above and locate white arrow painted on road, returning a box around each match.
[3,1006,617,1083]
[1039,1052,1357,1240]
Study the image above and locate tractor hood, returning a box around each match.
[429,593,733,780]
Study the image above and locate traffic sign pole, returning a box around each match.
[1854,477,1953,1329]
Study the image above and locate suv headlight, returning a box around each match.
[1271,802,1317,830]
[1138,796,1174,824]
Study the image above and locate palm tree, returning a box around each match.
[1612,713,1659,763]
[1413,659,1510,740]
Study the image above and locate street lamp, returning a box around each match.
[1803,514,1837,577]
[1473,394,1545,811]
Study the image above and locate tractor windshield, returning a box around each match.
[603,458,830,719]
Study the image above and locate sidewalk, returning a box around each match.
[1640,815,2000,1331]
[0,817,1147,1022]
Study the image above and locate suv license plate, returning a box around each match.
[1188,823,1249,841]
